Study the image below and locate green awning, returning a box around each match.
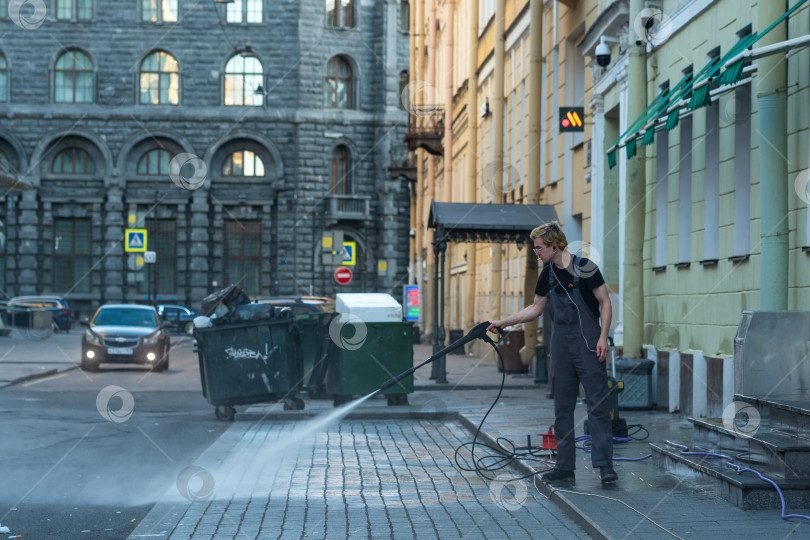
[687,84,711,109]
[717,58,745,86]
[626,138,637,159]
[641,128,655,146]
[665,109,680,131]
[607,149,617,170]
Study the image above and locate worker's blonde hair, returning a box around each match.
[530,221,568,251]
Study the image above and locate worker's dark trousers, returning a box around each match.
[548,286,613,471]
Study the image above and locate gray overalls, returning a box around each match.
[547,257,613,471]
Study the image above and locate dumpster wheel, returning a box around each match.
[215,405,236,422]
[283,397,305,411]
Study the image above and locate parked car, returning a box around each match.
[157,304,196,335]
[5,295,73,332]
[80,304,172,372]
[252,296,336,316]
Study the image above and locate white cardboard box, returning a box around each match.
[335,293,403,323]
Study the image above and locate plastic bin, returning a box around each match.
[497,330,527,373]
[326,320,414,407]
[195,318,305,421]
[615,357,655,409]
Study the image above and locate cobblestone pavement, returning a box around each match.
[131,417,589,539]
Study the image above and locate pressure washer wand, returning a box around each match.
[377,321,502,391]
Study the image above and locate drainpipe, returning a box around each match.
[408,0,417,289]
[757,0,788,310]
[464,0,479,337]
[491,0,505,323]
[622,0,647,359]
[520,0,544,366]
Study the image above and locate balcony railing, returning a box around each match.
[325,194,372,223]
[404,104,444,156]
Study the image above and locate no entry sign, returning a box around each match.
[334,266,353,285]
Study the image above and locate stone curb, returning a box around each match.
[0,365,78,389]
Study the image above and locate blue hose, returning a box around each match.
[664,440,810,522]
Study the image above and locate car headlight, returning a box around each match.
[85,330,101,345]
[142,335,159,345]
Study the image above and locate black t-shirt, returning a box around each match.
[535,257,605,320]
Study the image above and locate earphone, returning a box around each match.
[549,257,598,354]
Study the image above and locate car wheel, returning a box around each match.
[154,349,170,372]
[81,357,100,372]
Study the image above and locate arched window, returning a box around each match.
[331,145,350,194]
[222,150,265,177]
[55,50,93,103]
[325,56,352,109]
[0,54,7,102]
[140,51,179,105]
[52,147,96,174]
[326,0,353,28]
[137,148,175,175]
[224,55,263,106]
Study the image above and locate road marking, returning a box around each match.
[22,372,69,387]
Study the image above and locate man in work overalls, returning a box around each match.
[487,221,617,484]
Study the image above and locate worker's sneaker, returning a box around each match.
[600,467,618,484]
[541,468,575,483]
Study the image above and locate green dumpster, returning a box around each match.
[326,320,414,407]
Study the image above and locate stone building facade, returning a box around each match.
[0,0,412,319]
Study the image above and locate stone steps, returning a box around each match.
[652,394,810,509]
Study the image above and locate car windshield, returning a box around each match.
[94,308,157,327]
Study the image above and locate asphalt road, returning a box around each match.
[0,337,231,539]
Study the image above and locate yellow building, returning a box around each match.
[406,0,598,363]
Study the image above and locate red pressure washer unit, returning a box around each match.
[540,427,557,450]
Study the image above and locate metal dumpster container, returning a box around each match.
[195,318,304,421]
[326,320,414,407]
[294,312,338,399]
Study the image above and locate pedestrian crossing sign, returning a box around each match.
[342,241,356,266]
[125,229,147,252]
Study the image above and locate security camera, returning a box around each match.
[595,36,612,67]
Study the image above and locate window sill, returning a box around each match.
[699,259,718,266]
[674,262,690,269]
[803,246,810,253]
[652,265,666,273]
[728,254,750,263]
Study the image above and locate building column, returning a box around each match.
[622,0,647,358]
[491,0,505,323]
[464,0,479,336]
[189,190,210,308]
[17,189,39,295]
[103,187,125,303]
[758,0,788,310]
[520,0,544,365]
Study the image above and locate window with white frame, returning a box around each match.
[226,0,262,24]
[678,116,692,264]
[733,85,751,257]
[55,50,93,103]
[704,97,720,261]
[224,54,264,106]
[57,0,91,20]
[142,0,177,22]
[326,0,353,28]
[140,51,179,105]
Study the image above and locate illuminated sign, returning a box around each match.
[404,285,420,321]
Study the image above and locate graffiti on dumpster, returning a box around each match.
[224,344,271,362]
